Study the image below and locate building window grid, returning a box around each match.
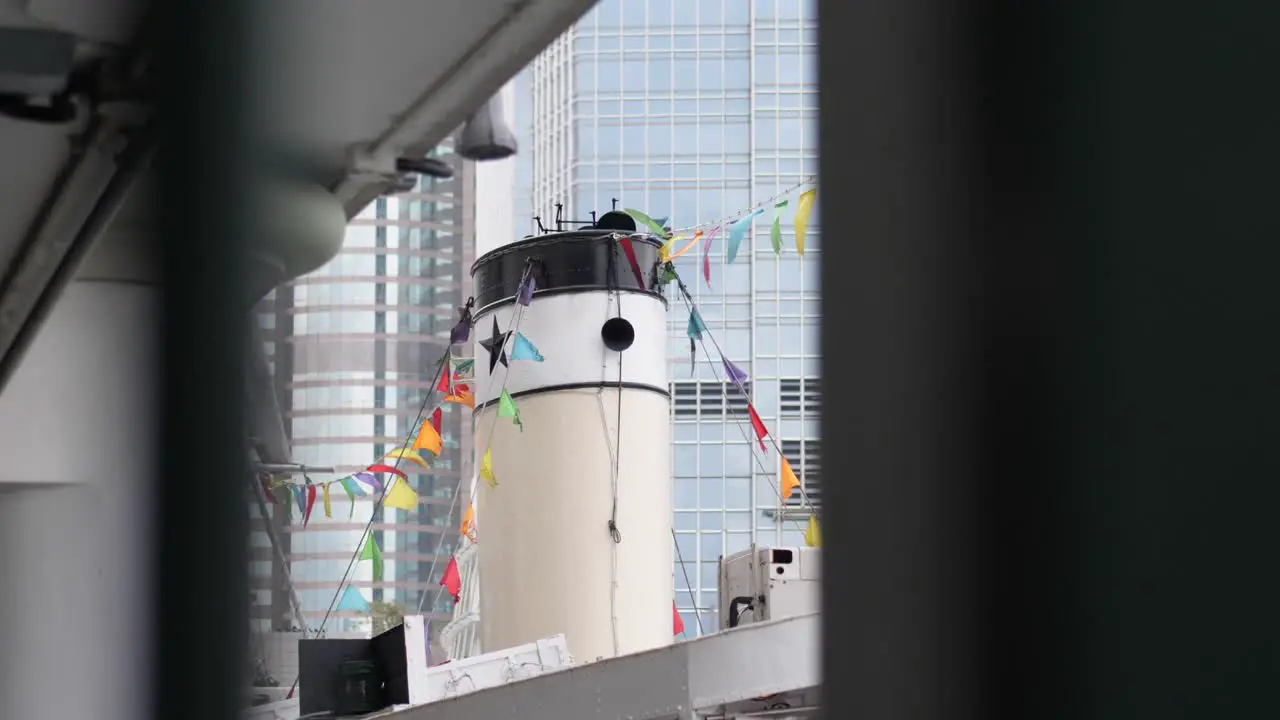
[532,0,819,635]
[270,146,471,617]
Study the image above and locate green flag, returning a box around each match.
[498,389,523,431]
[623,208,671,239]
[339,476,358,519]
[770,199,789,254]
[360,534,383,583]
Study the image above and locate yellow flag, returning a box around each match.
[322,483,333,519]
[384,477,419,511]
[480,448,497,487]
[459,503,476,540]
[780,456,802,501]
[411,421,443,456]
[794,189,816,256]
[384,447,430,468]
[659,238,675,261]
[804,515,822,547]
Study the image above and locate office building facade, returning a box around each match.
[252,140,476,634]
[520,0,820,635]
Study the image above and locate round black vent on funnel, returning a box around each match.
[601,317,635,352]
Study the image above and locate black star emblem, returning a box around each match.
[480,316,511,373]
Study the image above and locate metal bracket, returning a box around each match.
[347,144,401,183]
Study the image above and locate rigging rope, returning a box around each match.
[671,271,818,529]
[596,238,624,654]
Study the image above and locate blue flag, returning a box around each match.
[292,487,306,522]
[511,332,544,362]
[337,586,371,612]
[686,309,706,340]
[727,208,764,264]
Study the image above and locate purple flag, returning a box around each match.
[449,304,474,345]
[516,272,537,306]
[722,355,749,387]
[449,318,471,345]
[354,471,382,494]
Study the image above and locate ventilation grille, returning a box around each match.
[780,377,820,416]
[671,380,751,418]
[780,439,821,508]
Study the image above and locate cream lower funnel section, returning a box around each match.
[476,388,673,662]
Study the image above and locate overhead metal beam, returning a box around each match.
[331,0,597,217]
[0,113,155,393]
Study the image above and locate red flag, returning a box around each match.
[436,368,451,395]
[673,601,685,635]
[366,463,408,480]
[430,407,443,433]
[619,237,646,289]
[303,485,317,527]
[440,557,462,602]
[702,225,721,288]
[747,404,769,453]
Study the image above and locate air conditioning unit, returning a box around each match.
[719,545,820,631]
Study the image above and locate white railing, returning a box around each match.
[437,539,482,660]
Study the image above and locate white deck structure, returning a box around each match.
[394,613,821,720]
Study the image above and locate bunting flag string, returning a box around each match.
[625,178,817,295]
[662,175,817,238]
[289,299,500,695]
[264,352,482,513]
[667,267,821,544]
[410,257,545,619]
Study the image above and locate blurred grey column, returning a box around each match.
[0,192,159,718]
[153,0,259,717]
[821,1,1280,718]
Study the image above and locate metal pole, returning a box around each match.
[252,463,336,475]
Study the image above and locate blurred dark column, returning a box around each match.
[820,0,1280,718]
[153,1,255,717]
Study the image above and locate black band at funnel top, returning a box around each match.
[470,231,668,313]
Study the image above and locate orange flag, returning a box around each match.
[668,230,703,260]
[459,503,476,541]
[446,383,475,408]
[412,420,443,455]
[781,457,802,501]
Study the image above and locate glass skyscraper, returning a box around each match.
[520,0,820,636]
[252,140,476,634]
